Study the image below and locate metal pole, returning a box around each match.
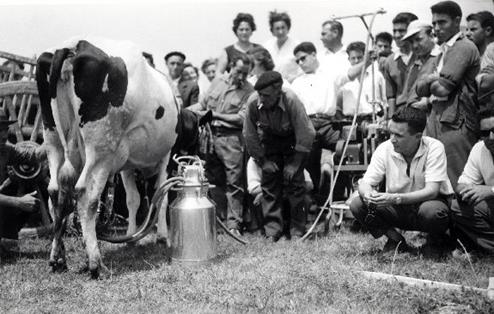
[331,9,386,21]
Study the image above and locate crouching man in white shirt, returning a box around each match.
[350,106,454,253]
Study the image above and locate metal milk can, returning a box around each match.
[169,156,217,264]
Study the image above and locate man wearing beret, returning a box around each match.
[243,71,315,241]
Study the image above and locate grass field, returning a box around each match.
[1,228,494,313]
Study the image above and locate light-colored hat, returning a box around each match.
[402,20,432,41]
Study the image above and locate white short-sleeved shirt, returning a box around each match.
[362,136,454,195]
[291,68,339,116]
[458,141,494,186]
[339,68,387,116]
[318,46,350,76]
[264,36,303,83]
[246,157,312,195]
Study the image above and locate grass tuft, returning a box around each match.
[1,229,494,313]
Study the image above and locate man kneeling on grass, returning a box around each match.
[350,106,454,253]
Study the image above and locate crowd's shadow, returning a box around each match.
[0,248,50,265]
[102,242,171,275]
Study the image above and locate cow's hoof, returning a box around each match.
[156,236,170,247]
[49,259,67,273]
[90,268,100,279]
[89,263,110,280]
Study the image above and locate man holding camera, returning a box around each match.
[349,107,453,253]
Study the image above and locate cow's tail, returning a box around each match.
[36,52,56,130]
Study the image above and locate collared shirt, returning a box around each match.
[404,45,441,105]
[291,67,339,116]
[436,32,462,73]
[339,66,387,116]
[393,49,413,66]
[200,74,254,129]
[362,136,454,195]
[383,51,417,106]
[458,141,494,186]
[264,36,303,83]
[318,46,350,76]
[243,88,315,162]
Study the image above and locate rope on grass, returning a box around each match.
[360,271,494,300]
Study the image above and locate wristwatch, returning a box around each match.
[394,194,402,205]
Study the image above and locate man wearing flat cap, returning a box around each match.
[243,71,315,241]
[401,20,441,109]
[0,109,40,256]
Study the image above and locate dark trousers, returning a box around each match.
[0,205,29,240]
[451,198,494,253]
[350,196,450,238]
[0,182,31,240]
[425,114,478,190]
[307,117,340,196]
[261,152,307,237]
[205,129,245,230]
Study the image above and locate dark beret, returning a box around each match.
[254,71,283,91]
[164,51,186,62]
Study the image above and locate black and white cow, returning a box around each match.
[36,37,180,278]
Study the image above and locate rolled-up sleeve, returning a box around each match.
[285,91,315,153]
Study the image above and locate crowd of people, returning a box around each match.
[1,0,494,259]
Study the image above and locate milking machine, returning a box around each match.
[98,154,246,264]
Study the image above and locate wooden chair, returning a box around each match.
[0,81,42,143]
[0,50,36,82]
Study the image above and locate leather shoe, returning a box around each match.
[229,228,242,237]
[382,238,416,254]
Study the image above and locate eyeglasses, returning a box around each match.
[296,55,308,64]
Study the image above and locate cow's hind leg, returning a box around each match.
[47,144,74,272]
[120,170,140,237]
[156,152,172,246]
[48,197,69,272]
[76,165,111,279]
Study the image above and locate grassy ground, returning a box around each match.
[1,227,494,313]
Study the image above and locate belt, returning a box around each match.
[309,113,334,120]
[210,126,241,135]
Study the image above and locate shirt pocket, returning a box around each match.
[224,92,245,113]
[206,90,222,110]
